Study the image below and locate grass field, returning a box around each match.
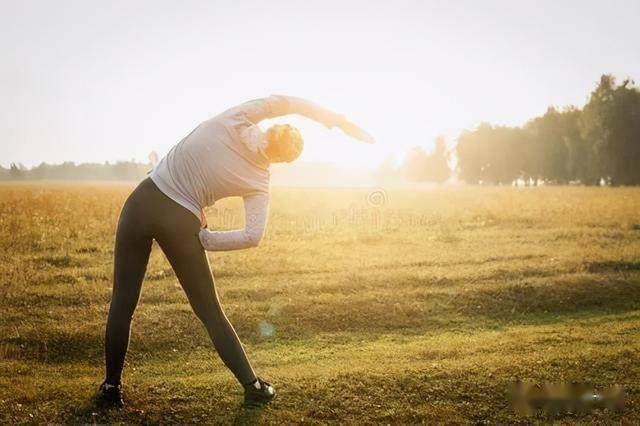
[1,182,639,424]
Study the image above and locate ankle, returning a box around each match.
[243,377,260,389]
[103,379,122,388]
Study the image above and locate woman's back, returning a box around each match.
[150,111,270,220]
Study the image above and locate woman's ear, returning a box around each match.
[239,124,266,153]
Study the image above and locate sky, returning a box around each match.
[2,0,640,169]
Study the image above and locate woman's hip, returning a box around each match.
[120,177,201,237]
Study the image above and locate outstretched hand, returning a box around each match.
[336,119,376,144]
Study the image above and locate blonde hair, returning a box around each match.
[264,124,304,163]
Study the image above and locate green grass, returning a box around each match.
[1,183,639,424]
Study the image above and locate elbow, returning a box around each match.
[246,233,263,248]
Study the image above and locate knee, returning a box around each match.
[108,294,138,323]
[194,303,227,329]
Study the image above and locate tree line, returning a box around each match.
[379,74,640,185]
[0,161,151,181]
[457,75,640,185]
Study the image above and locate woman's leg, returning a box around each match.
[155,223,257,385]
[104,197,153,385]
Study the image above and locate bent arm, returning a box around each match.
[198,193,269,251]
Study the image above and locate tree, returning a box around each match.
[525,107,569,183]
[373,154,401,182]
[402,137,451,183]
[430,136,451,183]
[580,75,640,185]
[560,108,591,184]
[9,163,24,179]
[456,124,525,184]
[456,123,492,184]
[403,147,431,182]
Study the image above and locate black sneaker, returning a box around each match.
[96,381,124,408]
[244,378,276,406]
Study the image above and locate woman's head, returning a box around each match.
[264,124,304,163]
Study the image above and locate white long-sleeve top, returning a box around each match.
[150,95,344,251]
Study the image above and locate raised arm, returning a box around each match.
[270,95,345,128]
[242,95,376,144]
[198,193,269,251]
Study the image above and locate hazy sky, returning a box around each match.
[2,0,639,168]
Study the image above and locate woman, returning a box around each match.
[98,95,374,407]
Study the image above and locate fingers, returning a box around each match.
[358,129,376,144]
[339,120,376,144]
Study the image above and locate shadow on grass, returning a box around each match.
[66,396,158,425]
[232,404,266,425]
[65,393,127,424]
[584,260,640,273]
[64,391,265,425]
[2,332,103,363]
[213,253,548,278]
[5,270,638,363]
[463,276,640,325]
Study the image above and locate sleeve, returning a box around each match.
[198,193,269,251]
[243,95,345,129]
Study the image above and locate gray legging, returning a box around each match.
[105,177,257,385]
